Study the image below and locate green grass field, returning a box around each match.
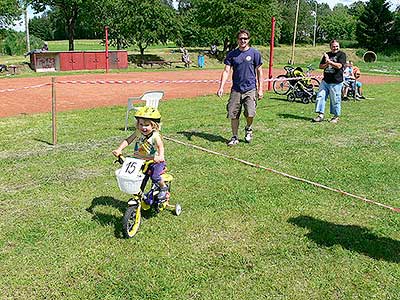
[1,81,399,299]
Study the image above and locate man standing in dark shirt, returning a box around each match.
[312,40,346,124]
[217,29,264,146]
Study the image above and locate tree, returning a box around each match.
[319,4,356,41]
[390,5,400,48]
[178,0,280,53]
[91,0,179,57]
[356,0,394,52]
[279,0,318,45]
[348,1,366,18]
[0,0,22,28]
[30,0,92,50]
[29,12,54,40]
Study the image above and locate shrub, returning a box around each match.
[355,48,368,58]
[0,30,43,55]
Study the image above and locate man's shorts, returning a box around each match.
[226,89,257,119]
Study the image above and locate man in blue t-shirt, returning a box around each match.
[217,29,264,146]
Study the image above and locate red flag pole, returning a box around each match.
[105,26,109,73]
[268,17,276,91]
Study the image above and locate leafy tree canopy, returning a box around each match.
[356,0,394,52]
[0,0,22,28]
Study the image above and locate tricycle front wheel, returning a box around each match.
[122,205,141,238]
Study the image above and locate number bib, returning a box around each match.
[119,157,144,178]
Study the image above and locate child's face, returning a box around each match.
[137,118,153,135]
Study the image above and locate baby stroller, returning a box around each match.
[286,67,319,104]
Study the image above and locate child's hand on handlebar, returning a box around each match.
[154,155,165,163]
[112,149,122,157]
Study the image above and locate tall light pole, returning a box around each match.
[290,0,301,65]
[25,5,30,52]
[312,2,317,47]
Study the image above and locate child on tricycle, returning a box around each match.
[112,106,168,200]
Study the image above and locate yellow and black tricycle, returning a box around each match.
[114,155,182,238]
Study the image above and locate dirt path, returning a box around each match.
[1,69,399,118]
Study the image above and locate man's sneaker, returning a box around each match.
[330,116,339,124]
[158,186,168,201]
[244,126,253,143]
[312,114,324,122]
[227,136,239,146]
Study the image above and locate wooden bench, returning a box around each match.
[140,60,172,68]
[169,60,191,68]
[8,65,17,75]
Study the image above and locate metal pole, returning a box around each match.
[105,26,109,73]
[52,77,57,145]
[268,17,276,91]
[290,0,301,65]
[313,2,317,47]
[25,6,30,52]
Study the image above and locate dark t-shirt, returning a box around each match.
[224,47,262,92]
[320,50,346,84]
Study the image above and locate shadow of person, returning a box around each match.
[269,96,289,102]
[288,215,400,263]
[87,195,163,238]
[177,130,226,143]
[278,113,311,121]
[87,196,126,238]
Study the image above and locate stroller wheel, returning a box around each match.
[311,94,317,103]
[302,97,310,104]
[287,93,296,102]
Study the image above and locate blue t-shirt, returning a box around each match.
[224,47,263,93]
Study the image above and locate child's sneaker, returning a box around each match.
[227,136,239,146]
[244,126,253,143]
[158,186,168,201]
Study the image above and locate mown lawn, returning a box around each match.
[0,82,399,299]
[1,40,399,79]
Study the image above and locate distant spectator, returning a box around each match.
[210,44,217,56]
[25,42,49,57]
[343,61,365,100]
[180,46,191,68]
[352,64,365,99]
[0,64,8,72]
[41,42,49,51]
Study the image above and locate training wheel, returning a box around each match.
[174,203,182,216]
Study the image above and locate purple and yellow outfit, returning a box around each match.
[126,131,165,183]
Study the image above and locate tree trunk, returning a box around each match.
[67,7,79,51]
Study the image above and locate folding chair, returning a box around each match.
[124,90,164,131]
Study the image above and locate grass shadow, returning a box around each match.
[177,130,226,143]
[278,113,311,121]
[269,96,288,102]
[128,54,164,65]
[87,196,164,238]
[288,215,400,263]
[33,138,53,145]
[87,196,126,239]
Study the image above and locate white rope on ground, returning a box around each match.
[0,83,51,93]
[164,136,400,214]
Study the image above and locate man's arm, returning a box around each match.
[217,64,231,97]
[256,65,264,99]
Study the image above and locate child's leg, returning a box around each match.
[150,162,168,200]
[150,162,166,185]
